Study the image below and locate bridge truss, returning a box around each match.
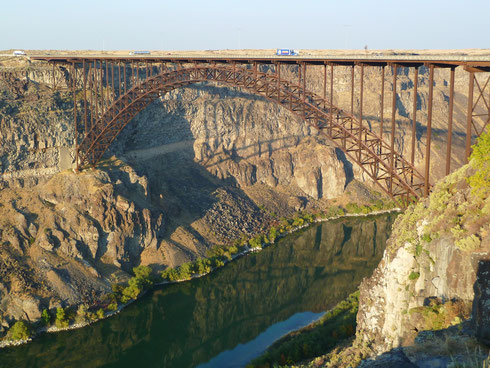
[31,55,490,206]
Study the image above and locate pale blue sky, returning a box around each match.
[1,0,488,51]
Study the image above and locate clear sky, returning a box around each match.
[1,0,489,51]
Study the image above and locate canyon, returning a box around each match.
[0,52,488,367]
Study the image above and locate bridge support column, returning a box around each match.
[379,66,385,162]
[389,64,397,196]
[329,63,333,136]
[71,61,78,171]
[424,64,435,196]
[410,67,418,176]
[466,72,474,161]
[446,67,455,175]
[350,65,354,115]
[359,63,364,161]
[323,64,327,109]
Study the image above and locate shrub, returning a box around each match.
[193,258,212,275]
[55,307,70,329]
[291,217,304,227]
[302,213,314,223]
[324,206,345,218]
[455,234,481,251]
[75,304,89,324]
[177,263,192,279]
[9,321,32,341]
[345,203,362,214]
[410,298,470,332]
[121,277,144,303]
[249,235,262,249]
[213,259,225,268]
[161,262,194,282]
[107,300,118,311]
[112,284,124,300]
[467,129,490,199]
[161,268,178,281]
[96,308,105,319]
[132,265,153,289]
[268,227,277,243]
[408,271,420,281]
[41,309,52,326]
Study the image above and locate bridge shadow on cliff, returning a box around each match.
[96,83,359,262]
[93,86,292,261]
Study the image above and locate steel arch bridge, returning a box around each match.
[31,54,490,206]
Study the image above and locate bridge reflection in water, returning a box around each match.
[0,213,396,368]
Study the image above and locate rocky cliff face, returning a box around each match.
[354,138,489,365]
[0,161,167,331]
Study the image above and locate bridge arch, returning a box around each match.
[77,64,424,204]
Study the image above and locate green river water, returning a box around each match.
[0,213,396,368]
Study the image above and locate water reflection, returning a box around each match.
[0,214,396,368]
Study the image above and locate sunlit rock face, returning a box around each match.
[356,163,490,355]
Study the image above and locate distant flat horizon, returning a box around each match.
[1,0,488,50]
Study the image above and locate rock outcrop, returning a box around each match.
[353,137,490,365]
[0,162,167,328]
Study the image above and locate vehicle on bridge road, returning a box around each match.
[129,51,151,55]
[276,49,299,56]
[12,50,26,56]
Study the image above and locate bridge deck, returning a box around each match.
[29,54,490,69]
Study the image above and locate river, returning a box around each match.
[0,213,396,368]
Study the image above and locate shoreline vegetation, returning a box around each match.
[248,291,360,368]
[0,200,399,349]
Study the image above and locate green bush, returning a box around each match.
[345,203,372,214]
[107,300,118,311]
[96,308,105,319]
[121,277,144,303]
[268,227,277,243]
[467,129,490,198]
[161,268,178,281]
[409,271,420,281]
[249,235,263,249]
[324,206,345,218]
[133,265,153,288]
[193,258,212,275]
[298,212,314,223]
[161,262,194,282]
[41,309,52,326]
[75,304,89,324]
[213,258,225,268]
[55,307,70,329]
[120,265,155,303]
[455,234,481,251]
[9,321,32,341]
[291,217,304,227]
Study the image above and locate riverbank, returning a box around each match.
[249,291,360,367]
[0,206,400,349]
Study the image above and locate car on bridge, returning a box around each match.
[276,49,299,56]
[129,51,151,55]
[12,50,26,56]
